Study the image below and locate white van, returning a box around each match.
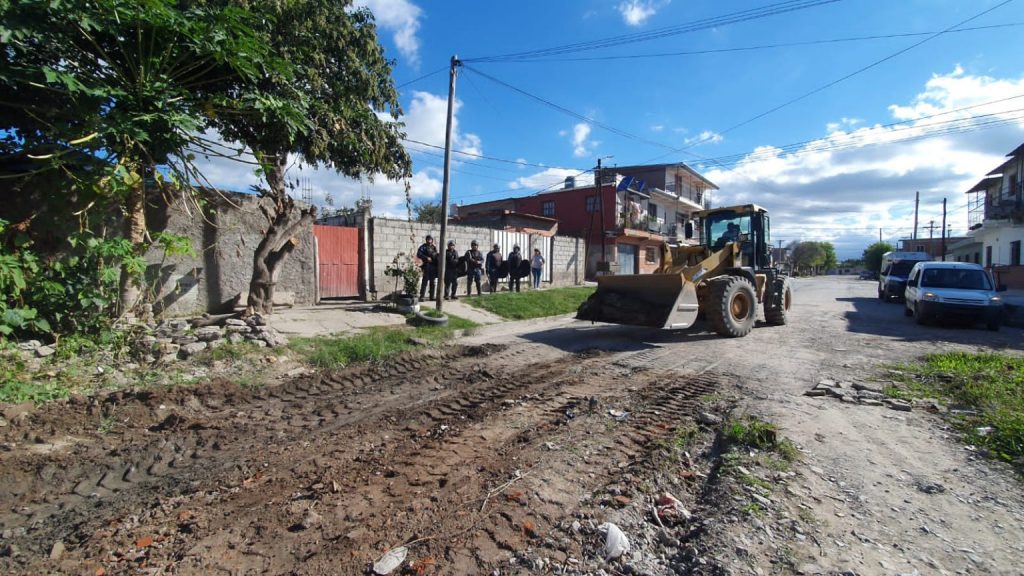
[878,251,930,302]
[903,261,1003,330]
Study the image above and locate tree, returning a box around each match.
[820,242,838,272]
[0,0,281,312]
[789,241,825,275]
[413,201,443,224]
[207,0,412,314]
[863,241,895,274]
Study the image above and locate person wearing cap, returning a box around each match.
[506,244,523,293]
[485,243,503,293]
[443,240,460,300]
[464,240,484,296]
[714,222,741,250]
[416,234,438,300]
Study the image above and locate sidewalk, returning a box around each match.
[267,296,504,338]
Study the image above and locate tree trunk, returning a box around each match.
[245,155,316,316]
[119,173,147,314]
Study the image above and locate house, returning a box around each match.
[897,236,968,261]
[950,142,1024,287]
[454,162,718,278]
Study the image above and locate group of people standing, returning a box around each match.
[415,235,546,301]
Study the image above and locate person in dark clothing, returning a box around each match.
[507,245,523,293]
[416,234,438,300]
[443,240,460,300]
[465,240,484,296]
[485,243,503,293]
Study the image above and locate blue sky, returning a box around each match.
[198,0,1024,259]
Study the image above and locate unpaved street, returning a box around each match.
[1,276,1022,575]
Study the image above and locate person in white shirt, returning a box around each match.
[530,248,545,289]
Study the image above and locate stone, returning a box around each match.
[153,341,180,357]
[172,335,198,345]
[49,541,65,560]
[803,389,828,397]
[245,314,266,327]
[34,345,56,358]
[194,326,223,342]
[225,318,247,327]
[206,338,226,350]
[852,382,884,394]
[696,412,722,426]
[859,399,884,407]
[225,325,251,334]
[178,342,208,359]
[17,340,41,351]
[227,333,245,344]
[856,390,884,400]
[885,400,912,412]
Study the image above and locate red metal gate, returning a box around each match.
[314,225,360,298]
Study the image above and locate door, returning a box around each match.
[618,243,637,275]
[314,225,360,298]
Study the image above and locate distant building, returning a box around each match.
[454,162,718,277]
[897,236,968,261]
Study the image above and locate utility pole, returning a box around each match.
[913,191,919,239]
[879,228,882,243]
[597,157,606,269]
[941,197,947,261]
[436,55,460,311]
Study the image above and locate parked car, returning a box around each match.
[903,261,1004,330]
[858,270,877,280]
[878,251,930,301]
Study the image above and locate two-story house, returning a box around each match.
[454,162,718,278]
[951,142,1024,287]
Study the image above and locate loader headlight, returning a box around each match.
[990,296,1002,304]
[922,292,941,302]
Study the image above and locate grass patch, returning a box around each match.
[288,313,479,370]
[462,286,595,320]
[0,375,70,403]
[889,352,1024,468]
[723,416,800,462]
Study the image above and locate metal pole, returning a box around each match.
[436,55,459,311]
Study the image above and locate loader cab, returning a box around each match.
[701,205,772,269]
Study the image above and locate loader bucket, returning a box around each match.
[576,273,699,330]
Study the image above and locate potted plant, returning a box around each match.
[385,254,420,309]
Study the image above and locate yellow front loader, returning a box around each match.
[576,205,791,338]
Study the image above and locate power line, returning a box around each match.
[395,66,448,90]
[403,137,571,169]
[483,23,1024,63]
[681,0,1019,149]
[464,0,843,63]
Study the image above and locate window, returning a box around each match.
[985,245,992,267]
[916,245,925,252]
[974,252,980,264]
[645,247,657,264]
[1012,241,1021,266]
[585,195,600,212]
[542,201,555,217]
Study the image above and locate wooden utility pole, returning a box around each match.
[913,191,919,239]
[436,55,460,311]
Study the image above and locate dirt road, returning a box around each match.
[1,276,1022,575]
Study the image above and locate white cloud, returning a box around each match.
[572,123,596,158]
[509,168,593,191]
[354,0,423,67]
[617,0,668,26]
[685,130,724,146]
[403,90,482,157]
[650,124,665,132]
[700,68,1024,259]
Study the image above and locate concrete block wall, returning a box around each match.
[368,218,584,299]
[145,192,316,317]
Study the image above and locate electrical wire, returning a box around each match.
[480,23,1024,63]
[395,66,448,90]
[680,0,1020,149]
[464,0,843,63]
[403,137,572,169]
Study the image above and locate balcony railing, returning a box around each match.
[986,197,1023,221]
[617,216,683,237]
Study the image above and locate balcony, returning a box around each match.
[985,197,1023,221]
[616,215,683,239]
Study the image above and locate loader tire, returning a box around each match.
[764,278,792,326]
[707,276,757,337]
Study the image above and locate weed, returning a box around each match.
[797,507,816,524]
[738,473,772,490]
[672,423,700,450]
[724,416,800,462]
[462,287,595,320]
[199,341,263,365]
[888,352,1024,468]
[742,502,764,517]
[98,414,118,434]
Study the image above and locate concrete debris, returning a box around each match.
[696,412,722,426]
[34,345,56,358]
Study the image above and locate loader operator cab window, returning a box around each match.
[708,214,750,251]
